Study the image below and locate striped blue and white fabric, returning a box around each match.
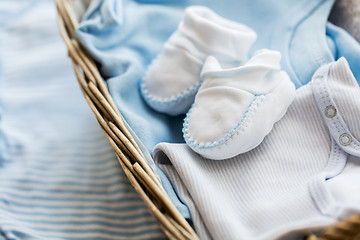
[0,1,164,239]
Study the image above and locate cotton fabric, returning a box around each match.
[76,0,360,159]
[155,58,360,240]
[0,1,165,239]
[76,0,360,222]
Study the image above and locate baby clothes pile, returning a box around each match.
[153,56,360,239]
[141,6,360,240]
[76,0,360,239]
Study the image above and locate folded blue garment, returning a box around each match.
[76,0,360,220]
[0,1,165,239]
[77,0,360,153]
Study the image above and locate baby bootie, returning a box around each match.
[140,6,257,116]
[183,49,296,160]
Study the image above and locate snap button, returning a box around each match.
[312,75,323,85]
[339,133,352,146]
[324,105,337,118]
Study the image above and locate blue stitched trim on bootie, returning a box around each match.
[183,94,264,151]
[140,79,204,107]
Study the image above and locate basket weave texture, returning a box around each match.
[56,0,360,239]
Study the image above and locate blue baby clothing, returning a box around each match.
[76,0,360,157]
[154,58,360,240]
[76,0,360,222]
[0,1,164,239]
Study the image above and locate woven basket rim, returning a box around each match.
[55,0,199,239]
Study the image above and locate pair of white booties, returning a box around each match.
[141,6,295,160]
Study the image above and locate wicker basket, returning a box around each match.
[55,0,360,239]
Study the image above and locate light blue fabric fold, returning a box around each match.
[76,0,360,221]
[326,21,360,81]
[156,166,191,219]
[0,1,165,239]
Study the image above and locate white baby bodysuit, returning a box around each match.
[154,58,360,240]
